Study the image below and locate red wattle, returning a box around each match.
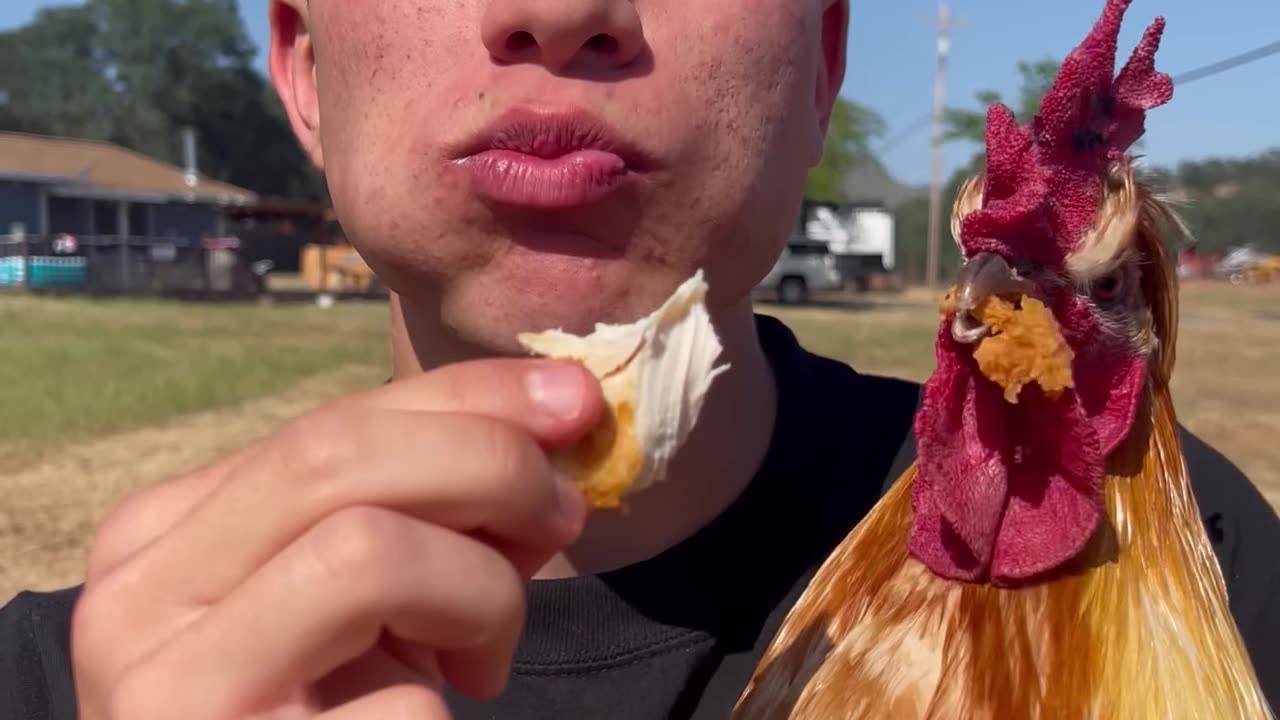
[1075,349,1148,456]
[909,321,1109,585]
[910,330,1010,580]
[989,387,1104,581]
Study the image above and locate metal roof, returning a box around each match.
[0,131,257,206]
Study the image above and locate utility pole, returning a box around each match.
[924,0,953,288]
[921,2,967,288]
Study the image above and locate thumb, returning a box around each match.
[353,358,605,449]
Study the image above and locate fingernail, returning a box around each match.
[526,364,587,419]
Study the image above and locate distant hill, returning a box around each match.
[840,161,928,209]
[1153,149,1280,255]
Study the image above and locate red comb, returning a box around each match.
[960,0,1173,264]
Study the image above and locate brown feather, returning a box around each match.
[732,175,1274,720]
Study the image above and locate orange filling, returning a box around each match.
[555,400,643,510]
[943,288,1075,404]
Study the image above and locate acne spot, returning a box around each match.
[478,91,485,101]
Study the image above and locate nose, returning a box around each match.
[481,0,645,73]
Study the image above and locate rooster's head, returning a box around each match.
[910,0,1184,586]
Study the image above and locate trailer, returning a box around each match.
[798,199,895,291]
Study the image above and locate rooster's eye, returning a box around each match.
[1091,269,1125,302]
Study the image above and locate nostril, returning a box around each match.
[585,34,618,53]
[506,30,537,52]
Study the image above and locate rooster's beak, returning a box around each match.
[951,252,1037,344]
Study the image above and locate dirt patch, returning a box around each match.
[0,365,383,603]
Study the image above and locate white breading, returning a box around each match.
[517,270,730,499]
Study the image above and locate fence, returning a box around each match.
[0,234,266,296]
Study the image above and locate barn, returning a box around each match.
[0,131,257,291]
[0,131,256,241]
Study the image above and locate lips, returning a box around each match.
[451,107,648,210]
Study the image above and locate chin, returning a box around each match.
[358,190,774,355]
[425,256,675,354]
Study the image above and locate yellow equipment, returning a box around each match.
[299,243,378,293]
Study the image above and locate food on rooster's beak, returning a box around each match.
[941,253,1075,405]
[969,295,1075,404]
[517,270,730,510]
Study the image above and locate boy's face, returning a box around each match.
[272,0,847,349]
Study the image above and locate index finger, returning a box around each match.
[85,357,602,584]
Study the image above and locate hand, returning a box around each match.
[70,359,602,720]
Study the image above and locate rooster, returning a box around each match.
[732,1,1275,718]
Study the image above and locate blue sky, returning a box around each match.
[4,0,1277,186]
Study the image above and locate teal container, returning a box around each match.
[0,256,88,288]
[30,257,87,288]
[0,257,22,287]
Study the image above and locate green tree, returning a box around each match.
[941,56,1155,188]
[0,0,326,203]
[940,57,1063,194]
[87,0,257,159]
[892,53,1280,282]
[1172,150,1280,255]
[805,98,886,202]
[188,67,330,202]
[892,195,932,283]
[0,5,117,139]
[888,59,1062,283]
[943,59,1060,146]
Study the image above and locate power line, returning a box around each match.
[877,113,932,155]
[877,39,1279,157]
[880,40,1280,155]
[878,94,925,132]
[865,39,1278,235]
[1171,40,1280,86]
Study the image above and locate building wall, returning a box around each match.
[152,202,223,242]
[0,181,40,234]
[2,187,227,243]
[48,196,92,235]
[44,198,224,242]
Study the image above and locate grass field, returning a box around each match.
[0,296,392,473]
[2,282,1278,602]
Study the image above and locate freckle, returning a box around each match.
[478,91,485,101]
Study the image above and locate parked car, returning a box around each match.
[757,237,843,304]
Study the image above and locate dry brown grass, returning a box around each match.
[0,294,391,472]
[0,366,386,600]
[2,282,1277,604]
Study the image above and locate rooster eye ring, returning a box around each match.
[1091,268,1125,302]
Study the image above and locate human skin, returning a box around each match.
[70,1,850,717]
[269,0,848,577]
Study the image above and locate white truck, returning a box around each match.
[756,200,896,303]
[803,200,895,291]
[756,237,844,304]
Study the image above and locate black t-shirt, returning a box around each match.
[3,315,1278,719]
